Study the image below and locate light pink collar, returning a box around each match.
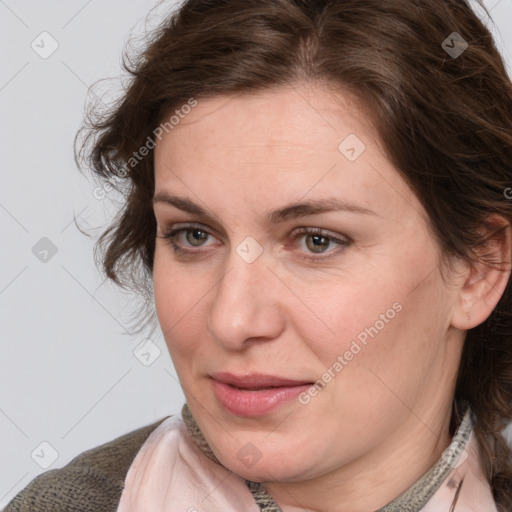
[116,416,260,511]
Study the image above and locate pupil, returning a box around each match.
[308,234,328,253]
[187,229,208,246]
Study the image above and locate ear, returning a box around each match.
[451,215,511,330]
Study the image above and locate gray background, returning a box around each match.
[1,0,511,508]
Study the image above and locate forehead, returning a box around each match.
[154,83,377,184]
[156,83,375,157]
[152,83,427,225]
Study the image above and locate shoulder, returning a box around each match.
[3,416,171,512]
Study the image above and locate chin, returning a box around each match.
[214,447,311,483]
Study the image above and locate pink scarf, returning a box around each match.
[116,403,497,511]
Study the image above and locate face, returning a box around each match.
[152,83,465,484]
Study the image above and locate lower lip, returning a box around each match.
[212,380,312,417]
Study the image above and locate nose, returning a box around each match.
[206,246,285,350]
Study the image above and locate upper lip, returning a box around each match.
[211,372,313,388]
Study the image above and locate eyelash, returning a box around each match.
[158,223,351,263]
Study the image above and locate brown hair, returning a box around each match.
[76,0,512,508]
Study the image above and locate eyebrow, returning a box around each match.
[153,192,377,225]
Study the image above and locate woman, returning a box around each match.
[5,0,512,510]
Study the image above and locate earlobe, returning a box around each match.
[464,300,471,321]
[451,216,511,330]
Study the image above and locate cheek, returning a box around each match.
[299,262,445,389]
[321,276,449,419]
[297,279,405,367]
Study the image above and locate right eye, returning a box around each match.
[158,223,220,256]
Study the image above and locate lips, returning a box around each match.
[210,372,314,417]
[211,372,313,388]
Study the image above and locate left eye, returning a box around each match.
[290,227,350,260]
[296,231,343,254]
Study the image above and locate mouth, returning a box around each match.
[211,372,313,388]
[210,372,314,417]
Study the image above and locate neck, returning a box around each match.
[181,399,469,512]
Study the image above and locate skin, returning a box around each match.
[151,82,510,511]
